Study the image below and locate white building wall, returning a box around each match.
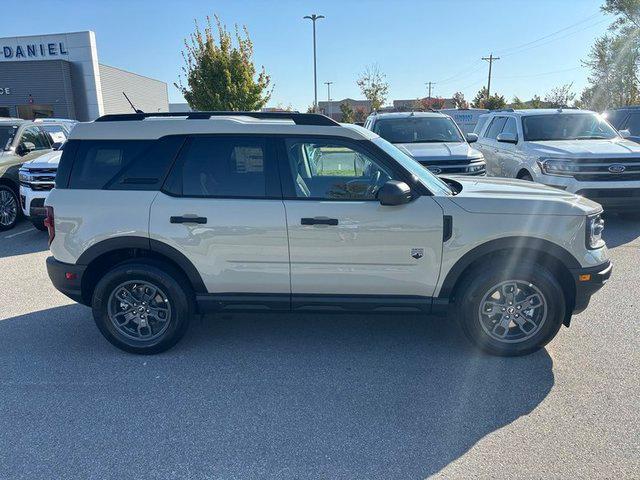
[99,64,169,115]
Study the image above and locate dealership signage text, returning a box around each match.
[0,88,10,95]
[2,42,68,59]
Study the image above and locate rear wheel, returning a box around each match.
[92,261,192,354]
[0,185,20,231]
[455,260,565,356]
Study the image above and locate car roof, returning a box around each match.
[484,108,596,117]
[367,111,446,121]
[69,113,378,141]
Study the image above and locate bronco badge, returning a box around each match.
[411,248,424,259]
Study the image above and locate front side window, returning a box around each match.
[625,113,640,136]
[166,136,267,198]
[522,113,618,141]
[20,126,50,150]
[40,124,68,144]
[372,116,464,144]
[501,117,518,136]
[0,125,18,150]
[485,117,507,139]
[285,139,392,200]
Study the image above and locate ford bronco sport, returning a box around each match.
[45,111,611,356]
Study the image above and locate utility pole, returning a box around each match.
[481,53,500,99]
[324,81,333,118]
[426,81,435,99]
[304,14,325,113]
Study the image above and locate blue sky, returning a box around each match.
[4,0,612,109]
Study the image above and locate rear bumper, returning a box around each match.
[46,256,86,304]
[570,260,612,314]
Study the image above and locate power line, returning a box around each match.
[495,65,584,80]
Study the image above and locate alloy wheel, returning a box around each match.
[0,190,17,227]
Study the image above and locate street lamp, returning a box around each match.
[303,14,325,113]
[324,81,333,118]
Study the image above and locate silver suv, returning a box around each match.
[45,111,611,356]
[364,112,486,176]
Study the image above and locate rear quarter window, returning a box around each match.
[65,136,184,190]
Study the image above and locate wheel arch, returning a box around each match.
[0,175,19,193]
[516,167,533,179]
[77,236,207,305]
[439,237,578,321]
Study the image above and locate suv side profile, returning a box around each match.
[364,112,486,176]
[0,118,54,230]
[46,112,611,356]
[474,109,640,211]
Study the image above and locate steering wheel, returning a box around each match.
[366,169,382,197]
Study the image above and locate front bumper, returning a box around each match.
[570,260,612,315]
[46,256,87,304]
[536,175,640,211]
[19,186,50,220]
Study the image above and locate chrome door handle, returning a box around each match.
[170,215,207,224]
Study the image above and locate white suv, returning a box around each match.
[45,111,611,356]
[474,109,640,211]
[364,112,486,176]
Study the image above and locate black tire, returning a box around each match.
[31,219,47,231]
[455,260,565,356]
[91,260,192,354]
[0,185,20,231]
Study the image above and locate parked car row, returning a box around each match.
[43,111,610,357]
[364,108,640,214]
[0,117,75,231]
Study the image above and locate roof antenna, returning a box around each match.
[123,92,144,114]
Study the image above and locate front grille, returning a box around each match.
[576,188,640,199]
[20,168,56,191]
[418,159,485,175]
[559,157,640,181]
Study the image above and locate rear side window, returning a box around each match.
[67,137,184,190]
[164,136,273,198]
[485,117,507,139]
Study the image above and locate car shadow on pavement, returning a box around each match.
[0,220,49,259]
[0,305,554,480]
[602,215,640,248]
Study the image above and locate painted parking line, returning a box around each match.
[4,227,36,239]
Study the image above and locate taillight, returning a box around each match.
[44,206,55,245]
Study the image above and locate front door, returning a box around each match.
[279,137,444,310]
[149,135,290,301]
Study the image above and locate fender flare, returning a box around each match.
[437,236,580,299]
[77,236,207,293]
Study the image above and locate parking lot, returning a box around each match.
[0,217,638,479]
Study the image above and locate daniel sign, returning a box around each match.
[2,42,68,59]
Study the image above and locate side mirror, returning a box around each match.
[52,142,64,151]
[17,141,36,156]
[619,129,631,139]
[496,132,518,144]
[377,180,412,206]
[466,132,478,143]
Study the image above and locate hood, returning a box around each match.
[396,142,482,162]
[446,175,601,216]
[21,150,63,169]
[527,138,640,158]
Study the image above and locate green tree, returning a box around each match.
[580,1,640,110]
[176,15,272,111]
[471,87,489,108]
[340,102,355,123]
[452,91,469,109]
[356,64,389,111]
[544,83,576,108]
[510,96,525,108]
[471,86,506,110]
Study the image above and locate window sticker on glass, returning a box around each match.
[233,147,264,173]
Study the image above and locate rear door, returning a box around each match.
[278,136,443,309]
[479,116,507,176]
[149,135,290,301]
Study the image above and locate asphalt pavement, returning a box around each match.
[0,217,638,479]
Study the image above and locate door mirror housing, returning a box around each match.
[466,132,478,143]
[377,180,412,206]
[619,129,631,139]
[496,132,518,144]
[17,141,36,156]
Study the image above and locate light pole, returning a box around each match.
[324,81,333,118]
[304,14,325,113]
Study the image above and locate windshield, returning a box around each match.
[373,116,464,144]
[522,113,618,141]
[372,137,452,196]
[0,125,18,150]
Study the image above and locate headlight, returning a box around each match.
[18,168,30,183]
[537,158,578,176]
[467,163,486,173]
[586,213,605,249]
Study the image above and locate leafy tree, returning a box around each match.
[529,95,544,109]
[356,64,389,111]
[510,96,525,109]
[354,107,368,123]
[339,102,355,123]
[176,15,272,111]
[471,86,506,110]
[544,83,576,108]
[580,0,640,110]
[452,91,469,109]
[413,97,446,110]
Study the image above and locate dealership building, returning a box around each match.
[0,31,169,121]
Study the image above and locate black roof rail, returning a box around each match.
[490,108,515,112]
[94,111,340,126]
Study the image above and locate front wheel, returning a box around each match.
[0,185,20,231]
[455,260,565,356]
[92,261,192,354]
